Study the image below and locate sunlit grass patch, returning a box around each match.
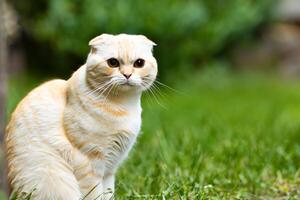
[117,68,300,199]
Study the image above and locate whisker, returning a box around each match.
[142,83,157,106]
[150,82,168,101]
[83,80,109,95]
[155,80,181,94]
[142,77,181,94]
[142,82,166,109]
[103,82,117,103]
[112,83,119,97]
[149,86,166,109]
[98,82,114,101]
[84,80,113,98]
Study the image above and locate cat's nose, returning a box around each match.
[123,73,132,79]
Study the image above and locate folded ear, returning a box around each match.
[88,33,113,46]
[136,35,157,47]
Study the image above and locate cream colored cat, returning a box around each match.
[5,33,157,200]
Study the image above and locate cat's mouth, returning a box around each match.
[119,80,138,87]
[120,82,131,86]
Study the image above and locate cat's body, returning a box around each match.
[5,34,157,200]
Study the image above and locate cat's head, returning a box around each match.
[85,34,157,95]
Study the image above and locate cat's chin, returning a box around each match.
[116,83,142,93]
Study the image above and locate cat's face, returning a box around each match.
[85,34,157,95]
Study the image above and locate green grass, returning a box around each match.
[6,68,300,199]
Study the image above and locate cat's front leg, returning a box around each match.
[103,173,115,199]
[74,153,106,199]
[89,156,115,199]
[80,176,103,200]
[87,158,107,199]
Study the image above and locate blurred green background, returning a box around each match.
[9,0,274,79]
[2,0,300,199]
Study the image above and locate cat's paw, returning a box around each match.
[101,188,114,200]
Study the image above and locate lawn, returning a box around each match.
[5,67,300,199]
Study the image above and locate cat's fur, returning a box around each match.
[5,34,157,200]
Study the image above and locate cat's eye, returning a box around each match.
[134,59,145,68]
[107,58,120,68]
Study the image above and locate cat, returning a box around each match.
[5,33,157,200]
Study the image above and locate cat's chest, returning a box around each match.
[97,116,140,171]
[79,115,141,173]
[103,131,137,171]
[76,101,142,136]
[65,96,142,172]
[79,131,137,176]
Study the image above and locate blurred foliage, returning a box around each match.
[12,0,274,78]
